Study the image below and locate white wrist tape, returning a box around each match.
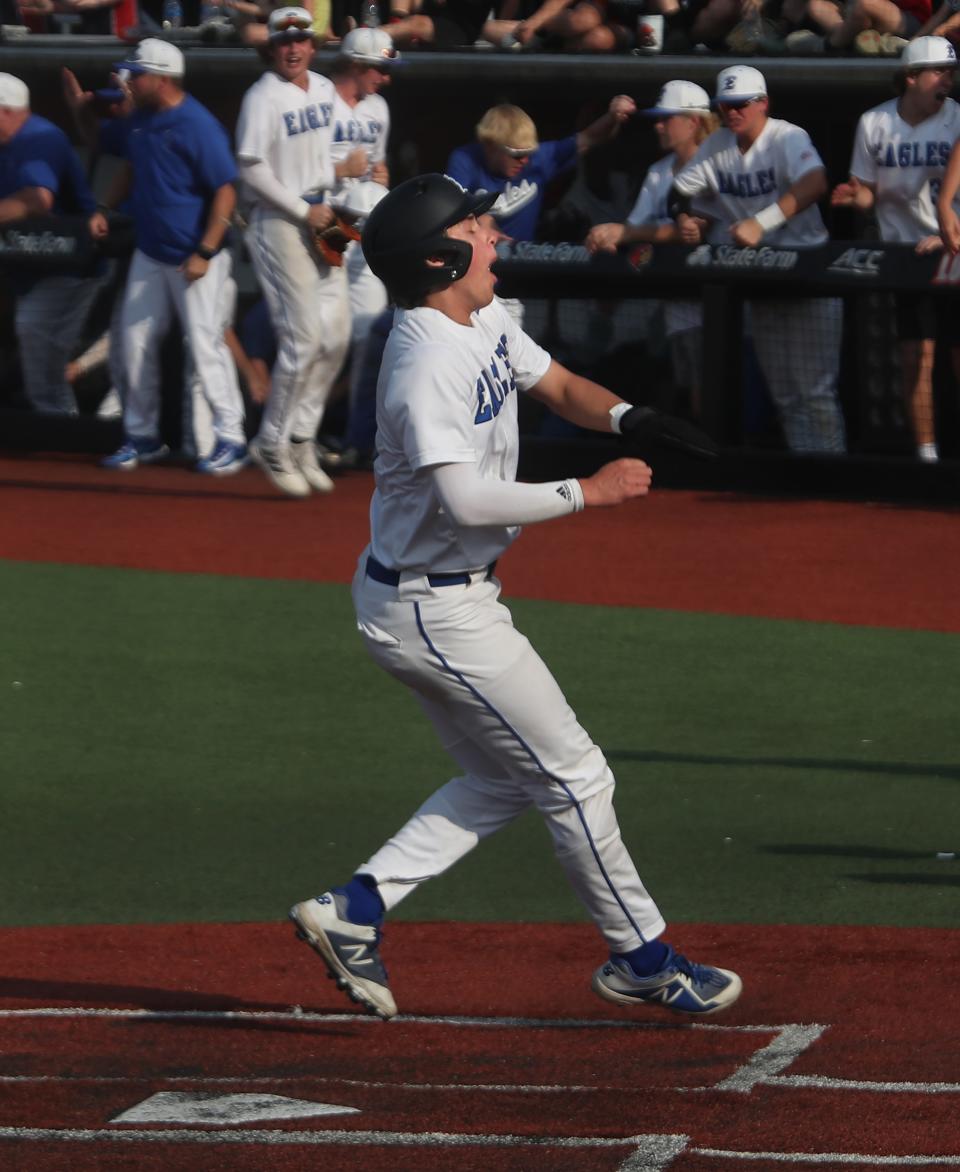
[754,202,787,235]
[609,402,632,434]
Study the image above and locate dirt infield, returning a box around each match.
[2,921,960,1170]
[2,454,959,631]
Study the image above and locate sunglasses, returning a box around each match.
[716,96,764,111]
[273,16,312,33]
[501,145,536,158]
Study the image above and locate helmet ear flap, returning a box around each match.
[433,236,473,283]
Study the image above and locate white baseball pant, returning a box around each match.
[345,239,387,413]
[245,207,351,447]
[749,297,846,454]
[121,248,245,445]
[16,273,104,415]
[351,558,667,955]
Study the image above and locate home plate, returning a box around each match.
[111,1092,361,1126]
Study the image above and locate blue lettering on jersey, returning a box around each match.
[880,141,951,168]
[282,103,333,137]
[474,334,517,425]
[717,167,776,198]
[333,118,384,147]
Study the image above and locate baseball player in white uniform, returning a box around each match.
[236,6,351,497]
[288,173,742,1022]
[673,65,847,454]
[833,36,959,463]
[587,81,718,418]
[327,27,396,459]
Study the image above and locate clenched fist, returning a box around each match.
[580,458,652,507]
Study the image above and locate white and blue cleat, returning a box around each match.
[196,439,248,476]
[592,945,742,1015]
[289,893,397,1020]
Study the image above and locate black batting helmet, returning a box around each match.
[361,173,497,304]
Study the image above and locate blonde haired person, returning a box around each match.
[586,82,718,420]
[446,94,635,245]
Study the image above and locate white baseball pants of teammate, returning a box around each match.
[121,248,245,445]
[183,275,240,460]
[16,273,104,414]
[749,297,846,454]
[351,560,668,955]
[345,239,387,410]
[245,207,351,447]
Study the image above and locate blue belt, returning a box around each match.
[365,554,495,588]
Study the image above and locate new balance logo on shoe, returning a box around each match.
[593,947,742,1016]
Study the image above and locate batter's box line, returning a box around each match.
[2,1129,960,1170]
[13,1008,960,1097]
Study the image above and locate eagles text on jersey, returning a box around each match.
[283,102,333,137]
[474,335,517,425]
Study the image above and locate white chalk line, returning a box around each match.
[773,1074,960,1095]
[0,1128,958,1168]
[0,1126,675,1150]
[692,1148,960,1166]
[0,1074,599,1093]
[0,1006,781,1031]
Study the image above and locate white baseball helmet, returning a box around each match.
[340,26,400,65]
[901,35,957,70]
[642,80,711,117]
[332,180,389,220]
[714,65,767,104]
[268,7,314,41]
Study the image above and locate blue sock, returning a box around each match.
[334,874,384,926]
[616,938,670,977]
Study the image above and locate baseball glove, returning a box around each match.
[311,215,361,267]
[619,405,720,460]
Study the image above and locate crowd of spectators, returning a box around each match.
[0,0,954,55]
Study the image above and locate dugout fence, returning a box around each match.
[494,239,960,476]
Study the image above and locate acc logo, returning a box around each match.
[828,247,884,277]
[933,250,960,285]
[628,243,653,269]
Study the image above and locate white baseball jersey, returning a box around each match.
[235,70,336,205]
[627,152,675,228]
[674,117,828,247]
[849,97,960,242]
[370,298,551,573]
[329,91,390,226]
[330,91,390,173]
[627,153,700,337]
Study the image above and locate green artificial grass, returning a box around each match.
[2,559,958,929]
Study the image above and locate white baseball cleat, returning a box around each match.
[249,440,311,498]
[290,439,335,493]
[592,946,742,1015]
[290,893,397,1020]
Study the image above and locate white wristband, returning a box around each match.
[754,202,787,235]
[609,402,632,434]
[562,478,585,513]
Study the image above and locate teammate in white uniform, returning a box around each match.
[288,173,743,1022]
[236,7,351,498]
[327,26,396,463]
[673,65,847,454]
[833,36,960,463]
[587,81,718,418]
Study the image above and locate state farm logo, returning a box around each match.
[932,250,960,285]
[685,244,798,271]
[509,241,590,263]
[628,243,653,269]
[828,247,883,277]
